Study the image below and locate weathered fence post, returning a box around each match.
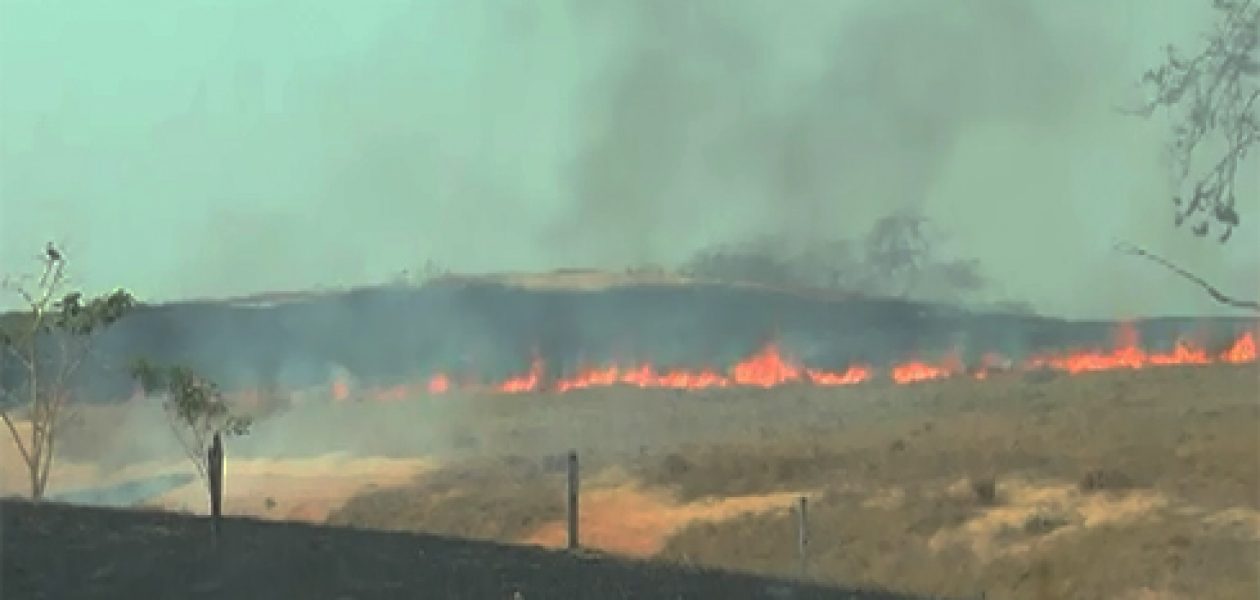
[208,432,224,544]
[566,450,579,551]
[797,495,809,579]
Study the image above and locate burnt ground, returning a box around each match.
[324,363,1260,600]
[0,499,927,600]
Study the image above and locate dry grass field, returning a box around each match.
[327,363,1260,599]
[4,359,1257,599]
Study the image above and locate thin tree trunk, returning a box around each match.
[28,344,44,501]
[36,417,56,500]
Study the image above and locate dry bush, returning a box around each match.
[1022,512,1069,536]
[969,476,999,506]
[1078,468,1135,493]
[677,209,994,306]
[633,443,851,502]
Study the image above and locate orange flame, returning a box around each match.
[331,378,349,402]
[730,344,801,387]
[340,326,1257,400]
[806,364,872,386]
[1221,331,1256,364]
[498,356,545,393]
[1021,323,1243,374]
[892,352,963,384]
[427,373,451,394]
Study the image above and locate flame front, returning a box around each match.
[1222,331,1256,363]
[339,328,1256,400]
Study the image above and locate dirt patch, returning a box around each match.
[328,460,807,556]
[327,455,568,541]
[521,482,808,556]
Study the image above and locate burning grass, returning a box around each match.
[332,325,1256,401]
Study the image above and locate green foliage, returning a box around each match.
[0,243,137,500]
[130,359,250,494]
[130,360,251,439]
[52,289,136,336]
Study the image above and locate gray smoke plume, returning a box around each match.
[1,0,1254,316]
[552,0,1083,264]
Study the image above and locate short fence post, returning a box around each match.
[796,495,809,579]
[566,450,579,551]
[208,432,224,545]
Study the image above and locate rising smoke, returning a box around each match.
[8,1,1260,513]
[0,1,1255,312]
[551,0,1083,263]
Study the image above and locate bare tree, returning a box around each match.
[0,243,134,500]
[677,209,989,304]
[861,210,934,298]
[680,236,803,289]
[1122,0,1259,310]
[129,361,251,498]
[855,209,986,302]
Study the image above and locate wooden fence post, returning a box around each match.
[566,450,579,551]
[208,432,224,544]
[797,495,809,579]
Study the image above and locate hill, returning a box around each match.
[0,499,933,600]
[1,274,1254,402]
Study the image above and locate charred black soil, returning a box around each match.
[0,499,926,600]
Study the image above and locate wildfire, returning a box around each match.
[331,378,350,402]
[1222,331,1256,364]
[498,356,545,393]
[334,328,1256,400]
[891,353,964,384]
[427,373,451,394]
[1022,324,1249,374]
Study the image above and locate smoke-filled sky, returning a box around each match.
[1,0,1256,318]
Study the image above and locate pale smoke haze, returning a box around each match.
[0,0,1256,317]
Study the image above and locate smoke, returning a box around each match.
[552,0,1081,262]
[0,0,1254,317]
[48,473,195,508]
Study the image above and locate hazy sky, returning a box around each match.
[1,0,1256,317]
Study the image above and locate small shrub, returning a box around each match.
[1022,368,1061,384]
[1023,512,1069,535]
[970,476,998,505]
[1079,468,1134,492]
[661,452,693,477]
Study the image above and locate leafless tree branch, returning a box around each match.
[1130,0,1259,242]
[1114,241,1259,311]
